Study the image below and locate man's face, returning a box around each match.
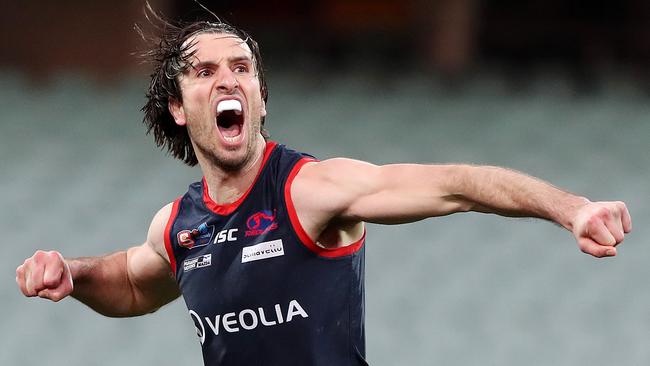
[169,32,266,172]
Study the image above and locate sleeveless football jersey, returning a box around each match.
[164,142,368,366]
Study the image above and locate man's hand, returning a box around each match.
[16,250,74,302]
[572,201,632,258]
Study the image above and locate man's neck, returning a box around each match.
[201,139,267,205]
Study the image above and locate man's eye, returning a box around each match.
[233,65,249,73]
[197,69,213,77]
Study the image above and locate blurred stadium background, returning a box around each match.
[1,1,649,365]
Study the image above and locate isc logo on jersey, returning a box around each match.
[214,228,238,244]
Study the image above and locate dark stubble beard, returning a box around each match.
[189,118,262,173]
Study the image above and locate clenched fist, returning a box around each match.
[16,250,73,302]
[572,201,632,258]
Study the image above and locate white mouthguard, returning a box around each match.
[217,99,242,114]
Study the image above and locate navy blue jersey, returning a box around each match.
[164,142,368,366]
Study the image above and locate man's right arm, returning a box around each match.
[16,203,180,317]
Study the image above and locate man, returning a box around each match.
[16,18,631,366]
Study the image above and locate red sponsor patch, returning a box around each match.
[177,230,195,248]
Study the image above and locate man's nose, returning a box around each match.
[215,68,238,93]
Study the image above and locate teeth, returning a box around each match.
[217,99,242,114]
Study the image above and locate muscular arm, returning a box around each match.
[16,203,180,317]
[292,159,632,257]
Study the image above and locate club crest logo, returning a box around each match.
[245,210,278,237]
[177,222,215,249]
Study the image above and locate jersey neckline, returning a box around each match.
[201,140,278,216]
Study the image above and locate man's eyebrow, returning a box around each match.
[191,56,253,70]
[227,55,253,64]
[190,61,217,70]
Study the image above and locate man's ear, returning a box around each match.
[260,100,267,118]
[168,98,186,126]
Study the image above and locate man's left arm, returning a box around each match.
[292,159,631,257]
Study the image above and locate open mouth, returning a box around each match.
[216,99,244,142]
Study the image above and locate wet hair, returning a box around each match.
[138,4,268,166]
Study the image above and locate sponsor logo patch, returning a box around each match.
[242,239,284,263]
[189,299,309,344]
[177,222,215,249]
[245,210,278,237]
[183,254,212,272]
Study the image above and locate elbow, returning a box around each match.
[442,193,475,214]
[440,164,491,214]
[103,305,159,318]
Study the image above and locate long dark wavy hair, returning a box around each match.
[138,3,268,166]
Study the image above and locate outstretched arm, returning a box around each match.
[16,203,180,317]
[292,159,631,257]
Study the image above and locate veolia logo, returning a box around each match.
[189,299,309,344]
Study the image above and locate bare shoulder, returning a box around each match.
[145,202,175,262]
[296,158,378,184]
[125,202,176,282]
[290,158,378,234]
[292,158,381,205]
[125,202,180,311]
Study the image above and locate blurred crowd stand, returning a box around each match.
[0,0,647,90]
